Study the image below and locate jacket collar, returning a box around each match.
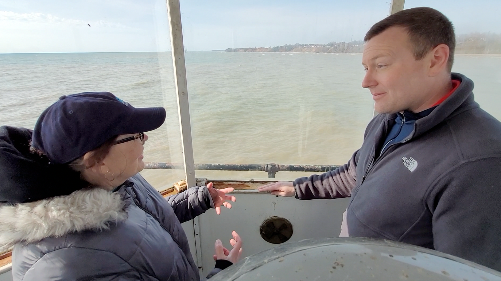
[0,187,127,251]
[381,73,477,139]
[412,72,477,138]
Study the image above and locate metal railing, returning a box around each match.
[145,162,340,178]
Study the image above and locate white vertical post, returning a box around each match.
[389,0,405,15]
[166,0,203,273]
[373,0,405,117]
[166,0,196,189]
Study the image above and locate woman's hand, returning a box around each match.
[213,231,243,264]
[208,182,236,215]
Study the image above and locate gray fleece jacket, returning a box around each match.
[294,72,501,272]
[1,174,217,280]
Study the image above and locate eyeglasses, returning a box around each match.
[113,132,144,145]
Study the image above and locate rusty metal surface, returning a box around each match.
[0,251,11,270]
[211,180,275,190]
[160,179,273,197]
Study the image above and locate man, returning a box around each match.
[259,7,501,272]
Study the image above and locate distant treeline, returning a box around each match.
[225,33,501,54]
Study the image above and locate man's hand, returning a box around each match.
[208,182,236,215]
[214,231,243,264]
[258,181,295,197]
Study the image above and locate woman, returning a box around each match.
[0,92,242,280]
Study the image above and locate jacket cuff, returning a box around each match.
[215,259,233,270]
[206,260,234,279]
[203,186,215,209]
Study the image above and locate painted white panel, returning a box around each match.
[182,192,350,277]
[0,266,12,281]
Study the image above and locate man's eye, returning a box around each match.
[377,64,386,69]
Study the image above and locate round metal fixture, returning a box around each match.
[260,216,293,244]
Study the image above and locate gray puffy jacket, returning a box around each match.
[1,174,216,280]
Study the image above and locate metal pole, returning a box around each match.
[166,0,203,273]
[374,1,405,118]
[166,0,196,189]
[389,0,405,15]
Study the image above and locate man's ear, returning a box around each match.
[428,44,449,76]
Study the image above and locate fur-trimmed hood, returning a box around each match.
[0,187,127,251]
[9,174,209,281]
[0,126,88,203]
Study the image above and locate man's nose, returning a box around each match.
[362,69,376,88]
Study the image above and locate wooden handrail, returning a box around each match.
[0,251,11,268]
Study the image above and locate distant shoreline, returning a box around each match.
[223,33,501,55]
[214,50,501,56]
[2,51,501,56]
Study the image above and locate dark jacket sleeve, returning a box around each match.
[167,185,214,223]
[205,267,225,279]
[294,150,358,199]
[17,248,142,281]
[427,158,501,272]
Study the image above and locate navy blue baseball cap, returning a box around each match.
[32,92,166,164]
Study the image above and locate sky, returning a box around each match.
[0,0,500,53]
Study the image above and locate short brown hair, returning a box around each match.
[364,7,455,71]
[69,137,117,172]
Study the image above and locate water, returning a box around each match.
[1,52,500,189]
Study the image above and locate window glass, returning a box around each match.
[180,0,390,180]
[0,0,183,191]
[405,0,501,120]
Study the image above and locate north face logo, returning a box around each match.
[402,157,418,172]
